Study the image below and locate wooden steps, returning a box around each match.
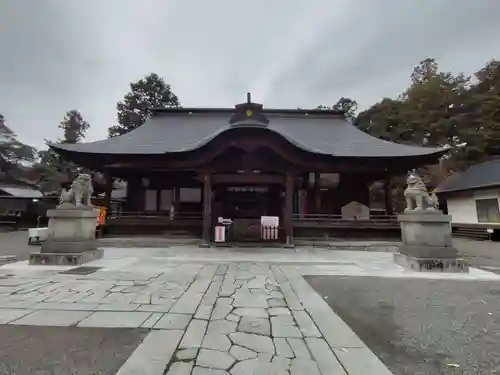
[452,226,491,240]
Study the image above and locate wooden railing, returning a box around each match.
[106,211,203,224]
[292,213,399,229]
[105,211,399,231]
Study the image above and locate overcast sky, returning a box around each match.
[1,0,499,150]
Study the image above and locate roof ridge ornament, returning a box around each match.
[229,92,269,127]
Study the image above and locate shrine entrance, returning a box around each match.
[49,95,446,244]
[213,185,282,219]
[210,173,285,242]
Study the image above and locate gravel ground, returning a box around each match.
[306,275,500,375]
[0,325,148,375]
[456,239,500,274]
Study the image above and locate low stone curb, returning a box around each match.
[0,255,17,266]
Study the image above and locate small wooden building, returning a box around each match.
[50,96,445,243]
[0,171,43,228]
[437,159,500,239]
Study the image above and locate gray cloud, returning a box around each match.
[1,0,499,150]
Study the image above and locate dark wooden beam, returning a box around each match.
[284,173,294,245]
[202,173,212,244]
[384,175,394,215]
[211,173,285,185]
[314,172,320,213]
[125,176,144,211]
[173,186,180,219]
[103,173,113,213]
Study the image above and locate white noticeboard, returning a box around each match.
[261,216,279,227]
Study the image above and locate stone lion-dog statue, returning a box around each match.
[59,173,94,207]
[404,170,439,212]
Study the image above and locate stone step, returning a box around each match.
[98,237,201,248]
[29,249,104,266]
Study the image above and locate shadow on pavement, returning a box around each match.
[0,325,148,375]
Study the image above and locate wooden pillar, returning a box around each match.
[384,176,394,215]
[202,174,212,244]
[125,176,145,211]
[284,173,294,246]
[314,172,321,213]
[104,174,113,213]
[125,177,136,211]
[156,190,161,212]
[173,186,180,218]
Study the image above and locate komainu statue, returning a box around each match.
[404,170,439,212]
[59,173,94,207]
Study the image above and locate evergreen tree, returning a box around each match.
[58,109,90,144]
[0,113,36,172]
[316,97,358,120]
[355,58,471,170]
[35,110,91,193]
[108,73,180,137]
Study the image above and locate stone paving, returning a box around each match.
[0,261,352,374]
[2,246,500,374]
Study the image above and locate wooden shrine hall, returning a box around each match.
[50,94,446,245]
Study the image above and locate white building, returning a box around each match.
[437,159,500,227]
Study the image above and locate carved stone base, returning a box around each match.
[40,207,99,254]
[29,248,104,266]
[399,244,458,259]
[41,240,98,253]
[396,211,468,273]
[394,253,469,273]
[398,212,454,249]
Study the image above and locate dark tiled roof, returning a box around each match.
[437,159,500,193]
[51,108,445,158]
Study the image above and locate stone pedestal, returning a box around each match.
[394,212,469,273]
[29,206,103,266]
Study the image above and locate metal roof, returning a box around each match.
[51,108,446,158]
[437,159,500,193]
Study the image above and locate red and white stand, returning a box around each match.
[214,225,226,243]
[261,225,279,240]
[261,216,279,241]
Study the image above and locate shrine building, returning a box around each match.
[50,95,446,244]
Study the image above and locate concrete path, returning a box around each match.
[1,246,500,374]
[4,228,500,270]
[0,230,32,261]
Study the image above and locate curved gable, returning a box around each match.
[51,103,446,159]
